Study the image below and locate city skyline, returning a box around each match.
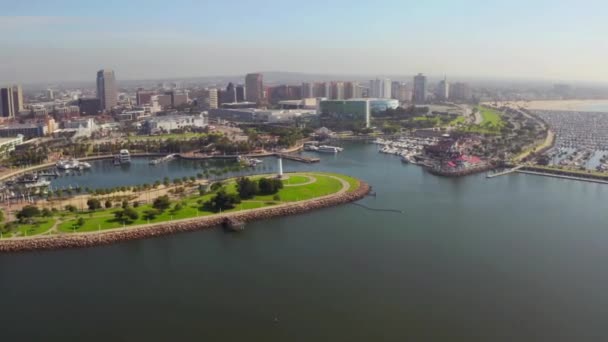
[2,1,608,84]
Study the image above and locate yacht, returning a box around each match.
[24,179,51,188]
[237,156,263,167]
[304,144,319,152]
[56,159,79,170]
[118,149,131,164]
[56,159,92,170]
[78,162,92,170]
[317,145,344,153]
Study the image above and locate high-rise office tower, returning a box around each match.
[369,79,379,97]
[313,82,330,98]
[413,73,427,104]
[344,82,363,100]
[0,85,23,117]
[391,82,401,100]
[382,78,391,99]
[331,82,345,100]
[223,82,237,103]
[369,78,391,98]
[206,88,218,109]
[301,82,314,98]
[393,82,412,102]
[323,83,330,98]
[12,85,23,113]
[245,73,264,103]
[436,77,449,101]
[47,88,54,100]
[96,69,118,111]
[345,82,354,99]
[0,87,15,118]
[351,82,364,98]
[235,85,246,102]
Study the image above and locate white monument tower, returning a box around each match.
[277,156,283,178]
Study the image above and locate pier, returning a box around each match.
[36,170,60,178]
[275,153,320,163]
[486,165,524,178]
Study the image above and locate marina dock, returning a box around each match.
[275,153,320,163]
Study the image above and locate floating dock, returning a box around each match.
[275,153,320,163]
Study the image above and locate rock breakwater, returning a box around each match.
[0,180,370,253]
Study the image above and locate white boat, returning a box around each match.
[237,156,263,167]
[56,159,80,170]
[79,162,92,170]
[24,179,51,188]
[317,145,344,153]
[56,159,92,170]
[118,149,131,164]
[149,154,176,165]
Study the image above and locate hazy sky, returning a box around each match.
[1,0,607,84]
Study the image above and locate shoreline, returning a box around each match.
[487,100,608,112]
[0,179,370,253]
[0,144,306,182]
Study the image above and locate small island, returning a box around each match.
[0,172,369,253]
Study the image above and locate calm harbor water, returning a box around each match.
[2,142,608,341]
[49,157,269,190]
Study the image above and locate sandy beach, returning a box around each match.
[485,100,608,111]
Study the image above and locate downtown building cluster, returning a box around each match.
[0,69,477,146]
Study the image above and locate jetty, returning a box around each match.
[486,165,524,178]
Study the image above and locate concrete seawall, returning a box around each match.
[0,181,370,253]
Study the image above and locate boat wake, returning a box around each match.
[350,202,404,214]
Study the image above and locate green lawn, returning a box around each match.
[413,116,440,125]
[283,175,310,185]
[478,106,505,128]
[449,116,466,126]
[8,172,360,236]
[1,219,55,238]
[414,115,466,127]
[459,106,505,135]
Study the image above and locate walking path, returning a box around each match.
[474,110,483,125]
[283,176,316,187]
